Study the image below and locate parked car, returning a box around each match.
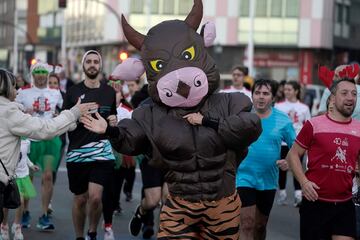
[303,84,326,116]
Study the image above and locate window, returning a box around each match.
[239,0,249,17]
[286,0,299,17]
[256,0,267,17]
[17,0,28,10]
[130,0,144,13]
[178,0,192,15]
[335,3,342,23]
[271,0,282,17]
[163,0,174,14]
[343,5,350,24]
[151,0,159,14]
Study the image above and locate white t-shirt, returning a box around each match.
[275,100,311,135]
[16,87,63,120]
[15,139,34,178]
[117,103,133,122]
[220,86,252,101]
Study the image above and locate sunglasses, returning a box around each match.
[108,80,121,85]
[32,69,49,75]
[108,80,123,93]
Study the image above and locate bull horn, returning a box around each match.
[184,0,203,30]
[121,14,145,51]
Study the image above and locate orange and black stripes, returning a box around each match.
[158,193,241,240]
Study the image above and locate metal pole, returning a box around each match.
[13,0,18,74]
[61,9,66,68]
[247,0,255,77]
[145,0,151,32]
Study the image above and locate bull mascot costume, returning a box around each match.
[82,0,262,238]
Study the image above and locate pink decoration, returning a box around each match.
[202,22,216,47]
[110,58,145,81]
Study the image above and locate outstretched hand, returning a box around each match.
[80,112,108,134]
[75,98,98,116]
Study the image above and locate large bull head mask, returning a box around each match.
[121,0,219,108]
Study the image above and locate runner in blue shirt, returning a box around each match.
[236,79,296,240]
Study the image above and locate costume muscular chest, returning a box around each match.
[150,108,226,160]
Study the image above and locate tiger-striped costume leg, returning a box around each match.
[158,193,241,240]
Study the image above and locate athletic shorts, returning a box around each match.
[140,157,166,189]
[28,137,62,172]
[237,187,276,216]
[300,199,356,239]
[67,161,114,195]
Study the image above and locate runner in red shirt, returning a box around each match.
[287,78,360,240]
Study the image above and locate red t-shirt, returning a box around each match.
[296,114,360,202]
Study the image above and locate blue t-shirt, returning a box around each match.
[236,108,296,190]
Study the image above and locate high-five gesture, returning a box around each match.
[80,112,108,134]
[74,98,98,116]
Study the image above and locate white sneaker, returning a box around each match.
[294,190,302,207]
[104,227,115,240]
[11,224,24,240]
[0,224,9,240]
[277,190,288,206]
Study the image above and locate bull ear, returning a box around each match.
[200,22,216,47]
[121,15,145,51]
[110,58,145,82]
[184,0,203,30]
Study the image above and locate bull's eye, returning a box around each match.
[181,46,195,61]
[150,59,165,72]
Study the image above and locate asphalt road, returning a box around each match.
[8,169,299,240]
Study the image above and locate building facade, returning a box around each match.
[60,0,360,84]
[0,0,39,74]
[15,0,359,84]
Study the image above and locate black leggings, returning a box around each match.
[278,146,302,191]
[113,166,136,205]
[102,166,136,225]
[102,168,115,225]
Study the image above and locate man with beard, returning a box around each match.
[287,78,360,240]
[63,50,117,240]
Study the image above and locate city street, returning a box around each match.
[13,168,300,240]
[1,0,359,239]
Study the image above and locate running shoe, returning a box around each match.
[36,214,55,231]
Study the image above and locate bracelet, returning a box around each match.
[301,180,310,187]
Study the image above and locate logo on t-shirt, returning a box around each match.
[288,110,299,124]
[32,95,51,115]
[331,137,349,164]
[331,146,347,164]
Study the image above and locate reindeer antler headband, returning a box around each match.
[318,63,359,88]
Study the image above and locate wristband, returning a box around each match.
[301,180,310,187]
